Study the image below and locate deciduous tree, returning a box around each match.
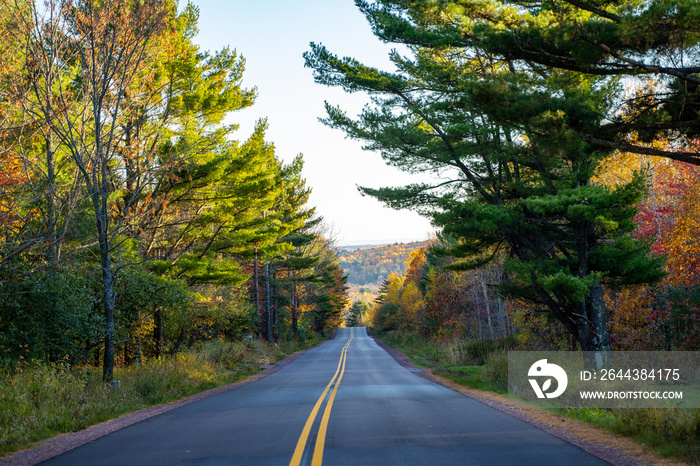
[26,0,171,381]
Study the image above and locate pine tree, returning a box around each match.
[305,1,665,351]
[356,0,700,164]
[269,155,321,337]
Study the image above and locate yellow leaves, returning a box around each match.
[0,152,27,188]
[384,272,404,305]
[593,140,669,188]
[663,179,700,286]
[399,281,424,328]
[404,247,427,285]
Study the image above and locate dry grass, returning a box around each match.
[0,337,319,456]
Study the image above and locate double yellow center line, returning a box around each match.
[289,328,353,466]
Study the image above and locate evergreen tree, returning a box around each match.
[356,0,700,164]
[346,300,369,327]
[305,1,664,351]
[301,237,349,333]
[269,155,321,337]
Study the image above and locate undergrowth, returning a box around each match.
[0,336,320,456]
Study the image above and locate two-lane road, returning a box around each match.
[41,328,610,465]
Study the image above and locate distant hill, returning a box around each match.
[336,241,431,286]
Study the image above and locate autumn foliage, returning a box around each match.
[595,141,700,349]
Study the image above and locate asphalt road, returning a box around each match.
[41,328,610,465]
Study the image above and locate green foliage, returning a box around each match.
[0,0,335,378]
[444,338,517,366]
[374,302,400,332]
[346,300,370,327]
[478,350,509,391]
[656,285,700,349]
[561,407,700,462]
[0,265,101,366]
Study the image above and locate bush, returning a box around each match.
[375,303,400,331]
[479,350,509,390]
[445,337,517,366]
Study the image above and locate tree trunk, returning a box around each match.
[292,272,298,337]
[253,254,260,335]
[265,262,272,342]
[480,272,494,340]
[101,251,116,383]
[154,308,163,358]
[94,190,116,383]
[578,283,611,353]
[46,132,59,264]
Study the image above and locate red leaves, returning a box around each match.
[634,159,700,285]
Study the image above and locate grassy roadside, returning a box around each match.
[376,330,700,464]
[0,336,323,457]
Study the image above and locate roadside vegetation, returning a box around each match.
[0,336,323,456]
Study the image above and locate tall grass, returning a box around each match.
[0,337,319,456]
[560,407,700,462]
[380,330,515,367]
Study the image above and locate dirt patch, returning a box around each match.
[0,349,308,466]
[372,337,690,466]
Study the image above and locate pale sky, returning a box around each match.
[188,0,435,246]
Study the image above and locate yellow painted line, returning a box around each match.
[311,328,352,465]
[289,329,353,466]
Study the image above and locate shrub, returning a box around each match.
[479,350,509,390]
[445,337,517,366]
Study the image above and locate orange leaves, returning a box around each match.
[0,153,27,188]
[597,135,700,287]
[662,174,700,286]
[634,158,700,286]
[0,150,28,227]
[605,286,661,350]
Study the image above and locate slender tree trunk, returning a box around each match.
[88,164,117,385]
[154,308,163,358]
[135,332,142,365]
[480,272,494,340]
[100,244,116,383]
[253,253,260,335]
[472,287,482,340]
[46,132,59,264]
[265,262,272,342]
[292,271,298,337]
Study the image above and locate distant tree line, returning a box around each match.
[337,241,430,285]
